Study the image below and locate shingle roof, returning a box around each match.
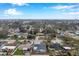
[50,43,63,50]
[33,43,46,53]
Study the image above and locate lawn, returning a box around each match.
[13,48,24,55]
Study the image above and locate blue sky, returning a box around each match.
[0,3,79,19]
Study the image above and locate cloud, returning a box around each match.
[68,12,79,15]
[4,8,22,16]
[62,12,79,15]
[50,5,76,10]
[12,3,30,6]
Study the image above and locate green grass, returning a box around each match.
[13,48,24,55]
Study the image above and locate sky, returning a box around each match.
[0,3,79,19]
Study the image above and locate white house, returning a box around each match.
[1,46,16,50]
[51,37,63,45]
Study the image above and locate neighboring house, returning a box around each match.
[34,36,45,44]
[8,28,20,34]
[7,40,16,44]
[0,42,5,51]
[47,24,52,28]
[0,52,6,56]
[19,41,32,51]
[63,44,75,50]
[64,31,75,37]
[17,33,28,38]
[60,32,65,36]
[1,46,16,50]
[7,34,14,37]
[36,33,44,36]
[64,31,79,40]
[75,31,79,35]
[0,27,3,31]
[21,44,31,51]
[39,28,44,33]
[51,37,63,45]
[63,47,72,50]
[49,43,64,50]
[18,42,32,56]
[14,28,20,33]
[57,29,61,34]
[8,28,15,33]
[34,39,43,44]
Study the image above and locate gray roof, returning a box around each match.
[0,42,5,49]
[33,43,46,53]
[50,43,64,50]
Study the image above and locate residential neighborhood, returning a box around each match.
[0,20,79,56]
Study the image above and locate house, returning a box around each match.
[1,46,16,50]
[17,33,28,39]
[75,31,79,35]
[0,27,3,31]
[51,37,63,45]
[57,29,61,34]
[0,42,5,51]
[0,52,6,56]
[49,43,63,50]
[64,30,79,40]
[39,28,44,33]
[63,47,72,50]
[33,43,46,53]
[14,28,20,33]
[23,46,31,51]
[36,33,44,36]
[64,31,75,37]
[60,31,65,36]
[34,36,44,44]
[33,38,46,53]
[8,28,15,33]
[19,43,32,51]
[7,40,16,44]
[18,42,32,55]
[34,40,43,44]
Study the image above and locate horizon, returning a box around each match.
[0,19,79,21]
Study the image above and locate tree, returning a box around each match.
[13,35,18,39]
[28,29,38,35]
[27,35,35,39]
[19,27,26,33]
[0,34,9,39]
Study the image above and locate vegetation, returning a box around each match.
[13,35,18,39]
[13,49,24,55]
[27,34,35,39]
[0,34,9,39]
[28,30,38,35]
